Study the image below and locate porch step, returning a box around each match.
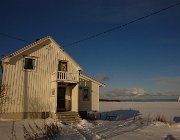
[56,111,82,124]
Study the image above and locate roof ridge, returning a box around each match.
[1,36,51,60]
[1,36,82,70]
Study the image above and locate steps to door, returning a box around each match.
[56,111,82,124]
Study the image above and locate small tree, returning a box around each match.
[0,83,8,112]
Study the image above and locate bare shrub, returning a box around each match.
[140,114,152,125]
[0,84,7,98]
[154,115,167,123]
[0,84,9,112]
[23,121,61,140]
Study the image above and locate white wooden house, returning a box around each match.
[0,36,104,119]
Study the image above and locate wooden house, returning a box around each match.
[0,36,104,119]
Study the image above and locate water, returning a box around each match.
[120,98,178,102]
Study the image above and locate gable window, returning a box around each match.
[83,88,89,101]
[24,58,35,70]
[58,61,68,72]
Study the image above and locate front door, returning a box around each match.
[57,87,66,112]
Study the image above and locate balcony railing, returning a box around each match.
[51,71,79,82]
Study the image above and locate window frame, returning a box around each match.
[58,60,68,72]
[23,57,36,71]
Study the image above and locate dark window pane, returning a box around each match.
[24,58,35,70]
[83,88,89,100]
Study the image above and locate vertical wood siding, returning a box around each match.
[1,42,79,113]
[78,78,92,111]
[78,77,100,111]
[71,85,78,111]
[91,82,99,111]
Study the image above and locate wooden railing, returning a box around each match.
[52,71,79,82]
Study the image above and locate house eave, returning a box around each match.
[80,73,105,87]
[1,36,52,62]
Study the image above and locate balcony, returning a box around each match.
[52,71,79,83]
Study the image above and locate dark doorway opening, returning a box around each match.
[57,87,66,112]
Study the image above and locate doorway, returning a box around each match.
[57,87,66,112]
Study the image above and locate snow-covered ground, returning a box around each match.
[100,101,180,122]
[0,101,180,140]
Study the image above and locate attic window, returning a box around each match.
[24,58,35,70]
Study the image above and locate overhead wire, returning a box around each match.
[0,1,180,48]
[0,33,31,43]
[62,1,180,47]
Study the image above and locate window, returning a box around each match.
[24,58,35,70]
[58,61,67,71]
[51,89,55,96]
[83,88,89,101]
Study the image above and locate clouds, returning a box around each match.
[100,82,180,100]
[125,88,145,96]
[102,87,145,99]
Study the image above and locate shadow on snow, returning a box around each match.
[88,109,141,121]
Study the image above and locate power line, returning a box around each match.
[62,2,180,47]
[0,2,180,47]
[0,33,31,58]
[0,33,31,43]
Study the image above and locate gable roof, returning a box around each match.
[1,36,82,70]
[80,73,105,87]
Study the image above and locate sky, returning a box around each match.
[0,0,180,99]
